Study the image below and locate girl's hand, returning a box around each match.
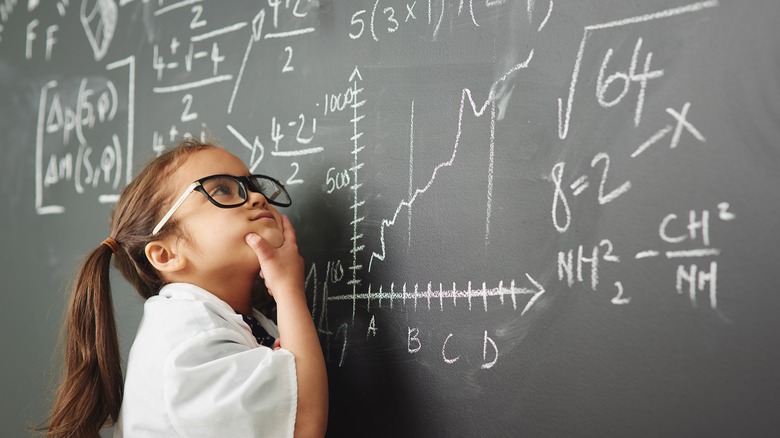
[244,215,304,302]
[247,217,328,437]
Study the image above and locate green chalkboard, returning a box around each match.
[1,0,779,436]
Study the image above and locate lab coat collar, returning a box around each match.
[158,282,258,346]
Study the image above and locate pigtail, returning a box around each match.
[46,243,123,437]
[41,138,219,436]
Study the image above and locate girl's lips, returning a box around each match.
[251,212,275,221]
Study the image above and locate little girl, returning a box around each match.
[46,138,328,437]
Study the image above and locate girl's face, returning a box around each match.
[166,147,285,285]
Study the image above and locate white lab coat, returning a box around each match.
[114,282,297,437]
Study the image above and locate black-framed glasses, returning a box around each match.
[152,174,291,235]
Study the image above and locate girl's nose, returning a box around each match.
[247,189,268,208]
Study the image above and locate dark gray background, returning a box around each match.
[1,1,779,436]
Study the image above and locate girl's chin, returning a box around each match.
[258,229,285,248]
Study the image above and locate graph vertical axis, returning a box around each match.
[348,67,366,324]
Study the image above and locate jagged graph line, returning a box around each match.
[368,49,535,271]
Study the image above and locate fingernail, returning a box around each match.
[245,233,260,245]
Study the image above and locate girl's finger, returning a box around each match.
[281,215,297,241]
[245,233,275,262]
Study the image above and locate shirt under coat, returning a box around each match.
[114,282,297,437]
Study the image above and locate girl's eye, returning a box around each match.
[202,177,242,204]
[213,185,231,195]
[209,183,236,198]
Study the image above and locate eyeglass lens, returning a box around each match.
[201,175,291,207]
[201,176,246,207]
[250,176,288,205]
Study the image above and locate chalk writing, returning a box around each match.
[0,0,21,44]
[407,328,499,369]
[35,57,135,214]
[347,67,367,321]
[557,0,719,139]
[596,37,664,127]
[229,3,317,113]
[550,152,631,233]
[25,20,55,60]
[80,0,117,61]
[328,275,545,315]
[369,49,535,271]
[270,113,321,156]
[558,239,620,292]
[14,0,739,375]
[631,102,706,158]
[634,203,735,310]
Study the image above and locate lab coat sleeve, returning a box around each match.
[162,327,297,437]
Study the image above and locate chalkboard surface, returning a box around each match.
[2,1,780,436]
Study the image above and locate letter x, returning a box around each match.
[666,102,706,149]
[406,1,417,21]
[631,102,706,158]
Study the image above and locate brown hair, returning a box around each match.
[44,138,217,437]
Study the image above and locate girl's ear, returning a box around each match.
[145,240,187,273]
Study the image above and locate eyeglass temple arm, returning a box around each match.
[151,182,200,235]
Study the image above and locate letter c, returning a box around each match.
[660,213,686,243]
[442,333,460,364]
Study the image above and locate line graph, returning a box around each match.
[368,49,535,272]
[314,50,544,338]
